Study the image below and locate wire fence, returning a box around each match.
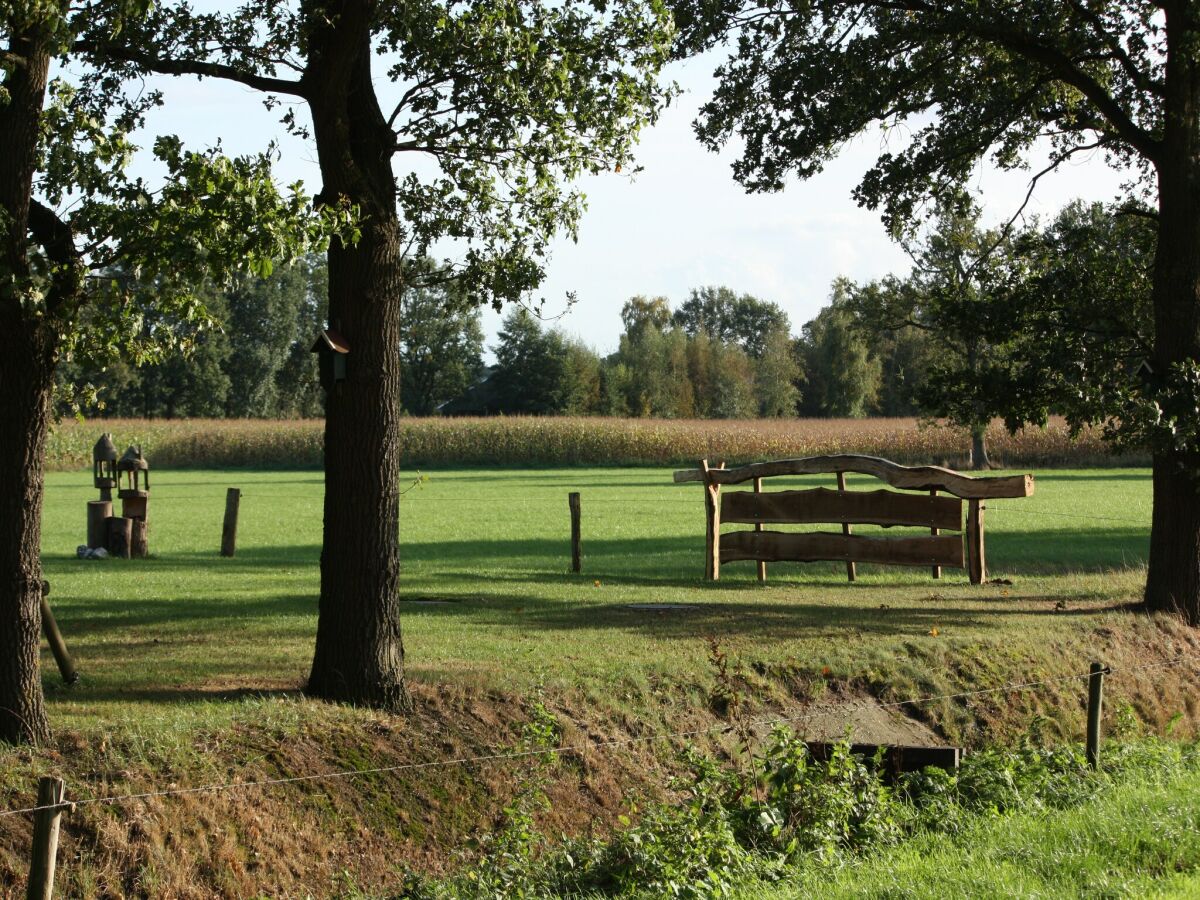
[4,652,1198,820]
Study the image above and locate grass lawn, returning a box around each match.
[38,465,1173,742]
[10,464,1200,896]
[745,768,1200,899]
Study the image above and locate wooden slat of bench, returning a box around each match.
[719,530,965,568]
[674,453,1034,499]
[722,487,963,531]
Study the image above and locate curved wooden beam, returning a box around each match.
[673,454,1033,500]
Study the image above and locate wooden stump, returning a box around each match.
[568,492,581,573]
[86,500,111,549]
[106,516,132,559]
[967,499,986,584]
[221,488,240,558]
[130,518,148,559]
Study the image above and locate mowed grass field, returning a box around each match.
[36,465,1185,744]
[14,464,1200,896]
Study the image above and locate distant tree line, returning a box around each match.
[63,201,1152,447]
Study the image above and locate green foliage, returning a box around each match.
[92,0,676,312]
[400,261,485,416]
[675,0,1160,232]
[672,286,791,359]
[846,193,1021,456]
[404,728,1200,898]
[796,281,880,418]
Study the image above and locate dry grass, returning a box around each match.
[47,415,1139,471]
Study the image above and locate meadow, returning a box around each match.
[4,457,1199,896]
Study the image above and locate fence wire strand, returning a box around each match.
[4,653,1198,820]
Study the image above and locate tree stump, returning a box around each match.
[130,518,148,559]
[106,517,132,559]
[86,500,111,549]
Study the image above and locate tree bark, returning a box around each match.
[968,423,990,471]
[1145,25,1200,625]
[0,32,54,744]
[304,0,409,710]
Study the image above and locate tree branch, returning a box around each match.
[0,49,27,69]
[78,42,309,99]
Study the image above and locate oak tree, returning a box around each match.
[86,0,674,708]
[1,3,339,743]
[678,0,1200,621]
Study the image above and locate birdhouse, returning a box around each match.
[93,433,118,501]
[311,328,350,390]
[117,445,150,520]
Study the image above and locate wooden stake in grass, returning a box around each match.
[568,491,581,573]
[38,583,77,686]
[221,488,241,558]
[26,776,67,900]
[967,499,986,584]
[1087,661,1107,770]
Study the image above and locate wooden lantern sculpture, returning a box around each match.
[109,445,151,558]
[87,434,119,549]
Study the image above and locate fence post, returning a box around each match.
[568,492,581,573]
[27,776,66,900]
[221,488,241,558]
[836,471,856,582]
[967,499,986,584]
[753,476,766,583]
[1086,661,1107,770]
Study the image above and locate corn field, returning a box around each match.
[44,416,1139,471]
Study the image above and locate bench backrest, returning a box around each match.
[673,455,1034,583]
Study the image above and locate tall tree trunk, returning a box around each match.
[0,34,53,744]
[0,323,55,744]
[1145,35,1200,625]
[969,423,990,471]
[304,1,409,710]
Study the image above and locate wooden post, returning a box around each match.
[753,476,766,583]
[930,489,942,579]
[38,583,77,686]
[568,492,581,573]
[837,471,856,582]
[967,499,986,584]
[130,519,148,559]
[106,517,132,559]
[701,459,722,581]
[221,488,241,558]
[26,776,66,900]
[86,500,111,550]
[1086,662,1107,770]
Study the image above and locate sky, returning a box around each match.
[130,49,1133,358]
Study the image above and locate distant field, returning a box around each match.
[46,415,1138,471]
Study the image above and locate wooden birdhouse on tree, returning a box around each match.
[117,445,150,520]
[92,433,118,502]
[311,328,350,390]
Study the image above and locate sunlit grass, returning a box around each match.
[37,465,1162,744]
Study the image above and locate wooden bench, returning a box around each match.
[673,455,1034,584]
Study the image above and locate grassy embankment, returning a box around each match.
[0,456,1195,895]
